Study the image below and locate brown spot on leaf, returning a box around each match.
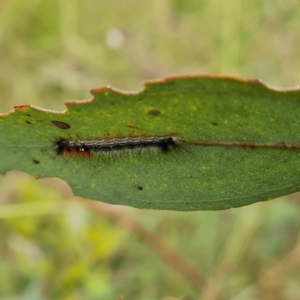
[124,124,140,129]
[148,109,161,116]
[51,120,71,130]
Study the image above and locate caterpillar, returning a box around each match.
[55,134,179,158]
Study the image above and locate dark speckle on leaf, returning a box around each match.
[124,124,140,129]
[148,109,161,116]
[51,120,71,130]
[25,120,32,124]
[33,159,40,164]
[167,80,175,85]
[211,122,218,126]
[137,186,143,190]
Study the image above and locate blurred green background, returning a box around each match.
[1,0,300,299]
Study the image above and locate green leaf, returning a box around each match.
[1,75,300,211]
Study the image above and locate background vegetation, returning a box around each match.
[1,0,300,299]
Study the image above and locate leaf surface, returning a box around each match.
[1,75,300,211]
